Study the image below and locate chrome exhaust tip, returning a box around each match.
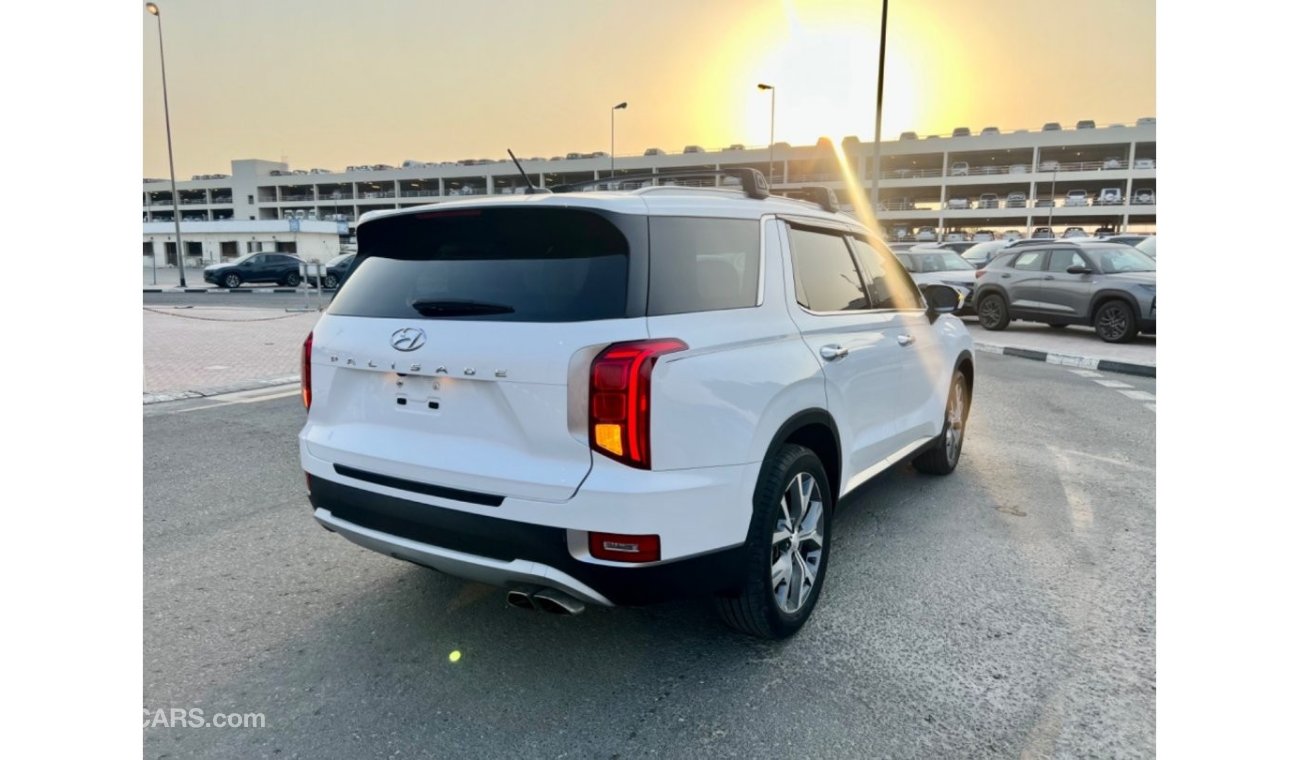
[505,589,536,610]
[532,588,586,615]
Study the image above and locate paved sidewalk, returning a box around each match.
[143,305,321,402]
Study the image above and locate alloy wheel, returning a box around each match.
[771,472,825,614]
[1097,305,1128,341]
[979,298,1002,327]
[946,380,967,465]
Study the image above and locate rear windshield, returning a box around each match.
[331,207,631,322]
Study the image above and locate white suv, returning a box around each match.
[299,172,974,639]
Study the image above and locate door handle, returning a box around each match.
[820,345,848,361]
[1044,275,1056,280]
[1000,273,1011,278]
[897,334,916,347]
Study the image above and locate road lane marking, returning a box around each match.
[1054,447,1155,473]
[1094,379,1132,388]
[1119,390,1156,401]
[1145,403,1156,413]
[159,389,301,414]
[1049,446,1094,532]
[1070,369,1104,378]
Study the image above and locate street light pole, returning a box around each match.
[610,102,627,179]
[146,2,186,287]
[869,0,889,209]
[1047,166,1058,234]
[757,84,775,183]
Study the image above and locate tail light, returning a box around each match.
[301,331,313,409]
[588,338,687,469]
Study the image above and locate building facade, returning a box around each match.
[143,121,1156,243]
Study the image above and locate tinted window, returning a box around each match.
[1092,247,1156,273]
[1048,250,1087,272]
[908,251,974,272]
[850,237,923,310]
[1013,251,1047,270]
[648,217,759,315]
[331,208,630,322]
[788,227,868,312]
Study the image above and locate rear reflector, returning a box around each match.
[589,532,661,563]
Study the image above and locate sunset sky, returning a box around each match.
[142,0,1155,177]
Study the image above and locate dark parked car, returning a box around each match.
[203,252,304,288]
[974,241,1156,343]
[321,253,356,289]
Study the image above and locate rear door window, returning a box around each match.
[1048,249,1087,272]
[331,207,634,322]
[1013,251,1047,270]
[787,227,869,312]
[647,217,760,315]
[849,236,923,310]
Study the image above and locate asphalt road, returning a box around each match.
[143,354,1156,759]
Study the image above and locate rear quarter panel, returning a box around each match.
[648,217,826,472]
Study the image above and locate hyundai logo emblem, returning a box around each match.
[390,327,427,352]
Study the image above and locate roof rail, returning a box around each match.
[771,186,841,213]
[551,168,770,200]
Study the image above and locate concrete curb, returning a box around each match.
[144,376,300,405]
[974,342,1155,378]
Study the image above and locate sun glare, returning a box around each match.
[743,0,920,145]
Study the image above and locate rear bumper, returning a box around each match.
[308,475,748,606]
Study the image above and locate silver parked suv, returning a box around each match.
[974,241,1156,342]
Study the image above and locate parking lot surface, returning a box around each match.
[144,354,1155,758]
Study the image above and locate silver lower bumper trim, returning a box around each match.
[314,508,615,607]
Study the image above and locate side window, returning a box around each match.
[246,254,264,266]
[1048,249,1087,272]
[648,217,760,315]
[1013,251,1047,270]
[787,227,869,312]
[850,236,923,310]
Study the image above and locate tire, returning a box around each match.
[222,272,241,289]
[1093,299,1138,343]
[913,370,971,475]
[715,444,832,640]
[284,272,302,287]
[977,293,1010,330]
[324,274,339,289]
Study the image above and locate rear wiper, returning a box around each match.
[410,299,515,317]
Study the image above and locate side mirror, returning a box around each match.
[1065,265,1093,275]
[921,283,963,320]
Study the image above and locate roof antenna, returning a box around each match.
[507,149,550,194]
